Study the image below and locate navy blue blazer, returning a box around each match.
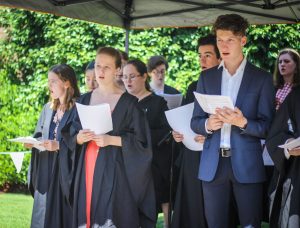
[191,61,275,183]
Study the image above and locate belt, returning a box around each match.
[220,148,231,157]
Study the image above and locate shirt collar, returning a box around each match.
[218,57,247,76]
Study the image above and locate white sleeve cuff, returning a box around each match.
[283,138,293,159]
[205,119,213,134]
[284,148,290,159]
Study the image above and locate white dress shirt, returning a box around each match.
[219,57,247,148]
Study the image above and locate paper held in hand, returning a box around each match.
[8,136,46,151]
[76,102,113,134]
[193,92,234,114]
[278,137,300,150]
[165,103,203,151]
[158,93,183,110]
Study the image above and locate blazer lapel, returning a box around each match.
[209,67,222,95]
[235,62,252,108]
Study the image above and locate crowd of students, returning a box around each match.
[26,13,300,228]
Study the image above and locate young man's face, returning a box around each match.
[216,30,246,63]
[198,44,221,70]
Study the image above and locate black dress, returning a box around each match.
[138,93,172,213]
[71,92,156,228]
[266,86,300,228]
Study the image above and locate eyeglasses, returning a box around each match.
[122,74,141,81]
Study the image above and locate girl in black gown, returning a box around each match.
[71,47,156,228]
[29,64,80,228]
[266,86,300,228]
[123,59,173,228]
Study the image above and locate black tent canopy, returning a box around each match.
[1,0,299,29]
[1,0,299,51]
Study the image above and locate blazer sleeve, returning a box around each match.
[242,73,275,138]
[191,73,209,136]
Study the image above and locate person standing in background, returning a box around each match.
[147,55,181,95]
[172,34,221,228]
[84,60,98,91]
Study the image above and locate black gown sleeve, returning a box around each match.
[59,107,82,205]
[120,97,156,223]
[150,97,171,147]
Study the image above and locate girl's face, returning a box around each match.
[48,72,68,100]
[85,69,98,91]
[278,53,296,79]
[95,53,120,86]
[123,64,147,96]
[149,64,166,87]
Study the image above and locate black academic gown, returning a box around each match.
[29,104,76,228]
[138,93,172,212]
[266,86,300,228]
[171,82,207,228]
[72,92,156,228]
[164,84,181,94]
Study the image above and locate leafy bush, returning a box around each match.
[0,8,299,187]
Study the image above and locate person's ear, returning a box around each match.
[241,36,247,47]
[64,81,70,89]
[142,73,148,82]
[116,67,121,76]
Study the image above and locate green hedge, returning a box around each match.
[0,8,299,187]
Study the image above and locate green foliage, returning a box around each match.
[0,8,299,187]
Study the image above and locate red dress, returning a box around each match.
[85,140,99,228]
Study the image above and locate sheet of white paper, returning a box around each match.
[278,136,300,150]
[261,140,274,166]
[76,102,113,134]
[193,92,234,114]
[158,93,183,110]
[165,103,203,151]
[10,152,25,173]
[8,136,46,151]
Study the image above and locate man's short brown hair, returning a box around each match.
[213,14,249,36]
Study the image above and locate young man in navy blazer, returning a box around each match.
[191,14,275,228]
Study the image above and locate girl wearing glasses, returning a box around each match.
[123,59,173,228]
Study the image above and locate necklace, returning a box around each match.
[53,105,65,140]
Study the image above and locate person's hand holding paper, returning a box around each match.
[9,136,46,151]
[76,103,113,145]
[166,103,203,151]
[279,137,300,156]
[194,92,247,129]
[215,107,248,129]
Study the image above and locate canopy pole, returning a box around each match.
[125,28,129,54]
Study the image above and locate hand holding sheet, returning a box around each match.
[165,103,203,151]
[9,136,46,151]
[76,103,113,134]
[279,136,300,150]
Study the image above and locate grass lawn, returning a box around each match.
[0,193,33,228]
[0,193,269,228]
